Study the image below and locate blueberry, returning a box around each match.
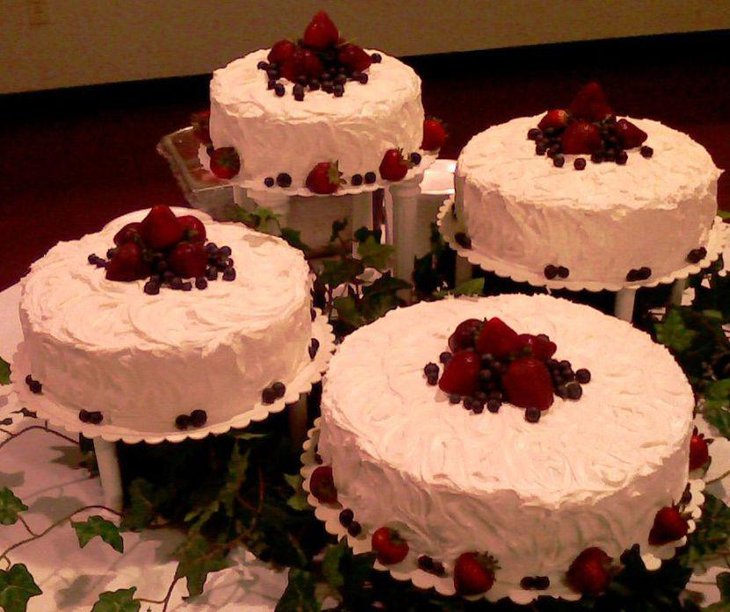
[544,264,558,280]
[170,277,183,290]
[424,363,439,377]
[637,266,651,280]
[222,268,236,281]
[276,173,292,188]
[448,394,461,404]
[293,84,305,101]
[426,373,438,386]
[257,60,269,70]
[309,79,320,91]
[555,384,568,399]
[535,142,548,156]
[591,151,604,164]
[175,414,190,430]
[79,409,90,423]
[219,246,232,256]
[370,53,382,63]
[29,380,42,394]
[195,277,208,290]
[574,157,587,171]
[487,399,501,413]
[267,79,276,91]
[333,84,344,97]
[347,521,362,536]
[261,387,277,404]
[410,152,422,165]
[553,154,565,168]
[206,266,218,281]
[439,351,452,364]
[24,374,33,385]
[525,407,541,423]
[274,82,285,97]
[144,280,160,295]
[272,381,286,398]
[358,73,369,84]
[417,555,434,571]
[527,128,542,141]
[687,247,707,264]
[181,281,193,291]
[364,171,376,184]
[566,382,582,400]
[88,411,103,425]
[616,150,628,165]
[472,400,485,414]
[106,248,118,259]
[339,508,354,527]
[640,145,653,158]
[576,368,591,384]
[190,409,208,427]
[205,242,219,254]
[557,266,569,279]
[351,173,363,186]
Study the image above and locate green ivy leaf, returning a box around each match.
[0,356,10,386]
[357,236,394,270]
[319,258,364,289]
[333,296,365,329]
[71,515,124,553]
[280,227,310,253]
[704,379,730,437]
[453,277,485,296]
[120,478,169,532]
[90,587,140,612]
[174,534,231,598]
[655,308,697,353]
[218,443,250,519]
[321,541,347,590]
[0,488,27,526]
[284,474,309,512]
[276,568,320,612]
[329,219,348,243]
[681,492,730,567]
[0,564,42,612]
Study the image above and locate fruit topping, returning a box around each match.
[648,505,689,545]
[417,555,446,576]
[518,334,557,360]
[568,82,612,122]
[139,205,183,250]
[686,247,707,264]
[268,39,297,64]
[25,375,43,394]
[338,508,354,527]
[169,242,208,279]
[475,317,522,358]
[302,10,339,50]
[438,350,481,396]
[371,527,409,565]
[566,547,613,596]
[422,117,447,151]
[177,215,207,243]
[338,43,372,72]
[78,410,103,425]
[626,267,652,282]
[347,521,362,537]
[306,161,343,194]
[309,465,338,504]
[364,171,377,184]
[448,318,482,352]
[615,118,648,149]
[689,428,711,471]
[379,148,411,182]
[538,109,570,131]
[453,552,498,595]
[561,121,602,154]
[276,173,292,188]
[209,147,241,180]
[503,357,554,411]
[105,242,148,282]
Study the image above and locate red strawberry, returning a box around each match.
[168,241,208,278]
[279,47,305,82]
[302,10,339,50]
[105,242,148,282]
[537,109,570,131]
[379,148,411,181]
[113,222,142,246]
[615,119,648,149]
[438,350,480,396]
[517,334,557,360]
[190,110,211,146]
[177,215,207,243]
[587,100,615,123]
[453,552,498,595]
[209,147,241,180]
[371,527,409,565]
[649,506,689,546]
[475,317,522,358]
[267,39,297,65]
[568,82,609,120]
[689,429,710,471]
[309,465,337,504]
[561,120,602,154]
[306,161,343,194]
[139,205,183,250]
[502,357,554,410]
[300,48,324,79]
[566,547,613,596]
[421,118,448,151]
[338,43,372,73]
[448,318,482,352]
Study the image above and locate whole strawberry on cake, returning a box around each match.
[314,294,699,601]
[453,82,721,286]
[205,11,443,194]
[17,206,319,433]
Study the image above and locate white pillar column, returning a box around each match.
[614,287,637,322]
[389,176,424,284]
[670,277,687,306]
[93,438,123,512]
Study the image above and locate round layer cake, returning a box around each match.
[455,115,721,285]
[18,208,313,432]
[318,294,694,594]
[209,48,424,191]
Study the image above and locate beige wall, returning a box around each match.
[2,0,729,94]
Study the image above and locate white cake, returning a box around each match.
[455,115,720,285]
[18,208,313,432]
[209,48,424,192]
[318,294,694,595]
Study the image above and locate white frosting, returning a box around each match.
[319,294,694,588]
[19,209,313,432]
[209,49,424,190]
[455,115,721,284]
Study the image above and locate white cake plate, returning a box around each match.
[438,198,729,321]
[301,418,705,604]
[11,311,335,511]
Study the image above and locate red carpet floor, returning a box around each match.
[1,30,728,292]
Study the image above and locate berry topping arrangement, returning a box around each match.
[256,11,377,101]
[426,316,590,422]
[528,82,652,169]
[87,206,236,293]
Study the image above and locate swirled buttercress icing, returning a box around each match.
[19,208,312,432]
[318,294,694,593]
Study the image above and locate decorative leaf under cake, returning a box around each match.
[90,587,140,612]
[0,356,10,385]
[71,515,124,553]
[0,488,27,526]
[0,564,42,612]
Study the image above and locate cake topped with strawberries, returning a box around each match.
[454,82,721,286]
[206,11,443,194]
[316,294,696,600]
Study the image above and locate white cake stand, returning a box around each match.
[300,418,705,604]
[11,311,335,512]
[438,198,729,321]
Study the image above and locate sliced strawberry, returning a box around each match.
[453,552,497,595]
[267,39,297,65]
[689,429,710,471]
[378,148,410,182]
[615,119,648,149]
[306,161,343,194]
[302,10,339,50]
[568,82,609,120]
[648,506,689,545]
[113,222,142,246]
[309,465,337,504]
[448,318,482,352]
[177,215,207,243]
[438,350,480,396]
[421,118,448,151]
[566,547,613,596]
[517,334,557,360]
[105,242,148,282]
[338,43,372,73]
[168,241,208,278]
[190,110,211,146]
[300,48,324,79]
[537,109,570,131]
[371,527,409,565]
[209,147,241,180]
[139,205,183,250]
[502,357,554,410]
[561,120,602,154]
[475,317,522,358]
